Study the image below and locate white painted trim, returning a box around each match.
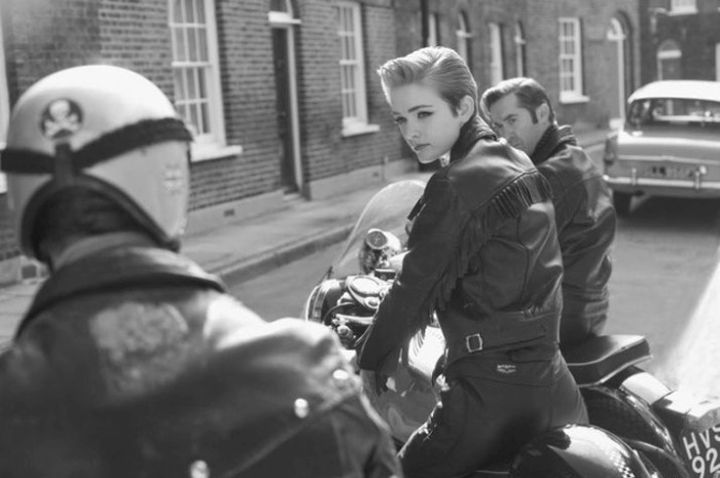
[558,17,584,99]
[514,22,526,77]
[270,16,303,191]
[607,18,626,127]
[168,0,227,158]
[337,1,369,128]
[341,122,380,137]
[0,7,9,194]
[489,22,504,84]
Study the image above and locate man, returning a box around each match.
[0,65,400,477]
[481,77,616,347]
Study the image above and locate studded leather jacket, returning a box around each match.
[530,124,615,347]
[0,247,400,478]
[358,117,564,375]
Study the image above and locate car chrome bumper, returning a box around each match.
[603,175,720,197]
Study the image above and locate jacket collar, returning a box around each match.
[17,246,226,337]
[530,124,577,165]
[450,115,497,163]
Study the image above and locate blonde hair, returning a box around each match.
[377,46,478,116]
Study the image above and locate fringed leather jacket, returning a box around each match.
[0,247,399,478]
[531,124,615,346]
[358,117,564,374]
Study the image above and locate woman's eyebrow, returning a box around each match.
[392,104,433,115]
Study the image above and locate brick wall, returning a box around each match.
[647,0,720,82]
[297,0,404,187]
[0,0,102,260]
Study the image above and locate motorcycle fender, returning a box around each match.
[582,383,677,455]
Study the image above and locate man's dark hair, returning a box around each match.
[480,77,556,124]
[33,186,147,260]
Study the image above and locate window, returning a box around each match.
[558,17,588,103]
[489,23,504,86]
[169,0,228,160]
[670,0,697,14]
[427,12,439,46]
[456,12,472,65]
[514,22,526,77]
[336,2,377,136]
[0,7,9,193]
[657,39,682,80]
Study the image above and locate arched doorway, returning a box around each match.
[269,0,302,194]
[607,17,627,129]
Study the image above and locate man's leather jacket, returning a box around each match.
[358,118,564,374]
[0,247,400,478]
[531,124,616,346]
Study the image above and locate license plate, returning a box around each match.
[680,424,720,477]
[645,164,696,179]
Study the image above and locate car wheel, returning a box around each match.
[613,192,632,216]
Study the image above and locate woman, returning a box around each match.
[357,46,588,477]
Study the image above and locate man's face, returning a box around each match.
[388,83,469,164]
[487,93,548,155]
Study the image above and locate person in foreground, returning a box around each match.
[481,77,616,347]
[357,46,588,477]
[0,65,401,478]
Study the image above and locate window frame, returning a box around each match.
[336,1,378,137]
[514,22,526,77]
[657,39,682,80]
[558,17,589,104]
[489,22,504,86]
[0,7,9,193]
[427,12,439,47]
[456,12,472,65]
[670,0,697,14]
[169,0,234,162]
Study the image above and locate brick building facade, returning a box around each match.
[641,0,720,83]
[395,0,640,130]
[0,0,641,283]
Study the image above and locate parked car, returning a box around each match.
[603,80,720,215]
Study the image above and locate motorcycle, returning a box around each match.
[303,179,720,478]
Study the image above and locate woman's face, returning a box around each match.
[388,82,468,164]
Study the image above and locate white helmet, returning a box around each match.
[0,64,192,259]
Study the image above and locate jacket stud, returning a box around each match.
[189,460,210,478]
[294,397,310,418]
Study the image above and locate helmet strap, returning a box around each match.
[53,142,78,186]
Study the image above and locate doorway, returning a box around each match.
[269,2,302,194]
[607,17,627,129]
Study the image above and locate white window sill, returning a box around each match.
[560,93,590,105]
[191,144,244,162]
[669,8,697,15]
[342,123,380,137]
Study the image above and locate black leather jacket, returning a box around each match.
[0,247,400,478]
[531,124,615,346]
[358,118,564,374]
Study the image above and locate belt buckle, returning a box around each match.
[465,333,483,353]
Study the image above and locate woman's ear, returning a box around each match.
[458,95,475,122]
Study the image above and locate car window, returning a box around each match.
[628,98,720,129]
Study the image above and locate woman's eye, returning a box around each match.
[393,117,406,125]
[417,111,432,119]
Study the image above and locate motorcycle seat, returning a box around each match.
[562,334,651,386]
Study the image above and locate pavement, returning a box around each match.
[0,127,609,342]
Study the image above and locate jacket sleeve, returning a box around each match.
[552,169,616,343]
[357,174,467,372]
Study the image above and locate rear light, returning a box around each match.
[603,134,618,167]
